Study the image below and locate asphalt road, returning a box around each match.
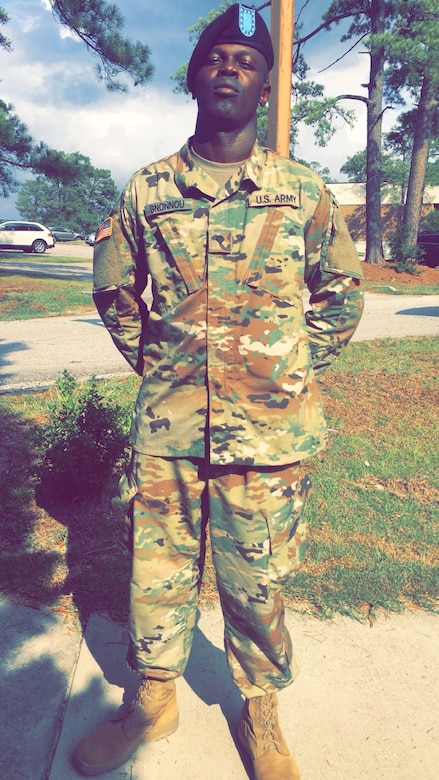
[1,252,438,392]
[0,241,93,279]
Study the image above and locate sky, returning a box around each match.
[0,0,399,219]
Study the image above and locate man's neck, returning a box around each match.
[192,122,257,164]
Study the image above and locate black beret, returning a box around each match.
[187,3,274,96]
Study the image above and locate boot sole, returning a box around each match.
[73,711,179,777]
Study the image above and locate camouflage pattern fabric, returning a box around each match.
[94,142,363,689]
[121,453,311,695]
[93,141,364,466]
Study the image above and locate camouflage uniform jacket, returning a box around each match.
[93,141,364,466]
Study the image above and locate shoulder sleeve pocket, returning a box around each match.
[93,209,139,292]
[321,198,363,280]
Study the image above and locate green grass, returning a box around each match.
[364,280,439,295]
[0,250,93,320]
[0,339,437,626]
[0,272,93,319]
[0,247,91,263]
[283,337,439,619]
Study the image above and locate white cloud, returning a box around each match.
[51,90,197,188]
[294,51,400,179]
[292,67,367,176]
[4,80,198,190]
[58,26,80,41]
[0,23,198,190]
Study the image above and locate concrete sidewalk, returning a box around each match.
[2,595,438,780]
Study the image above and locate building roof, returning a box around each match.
[329,182,439,206]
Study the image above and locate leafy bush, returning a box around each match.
[387,229,421,274]
[39,370,129,501]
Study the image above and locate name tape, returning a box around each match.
[144,199,193,218]
[248,192,299,208]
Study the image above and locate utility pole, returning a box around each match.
[267,0,294,157]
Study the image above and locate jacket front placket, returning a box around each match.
[203,180,239,458]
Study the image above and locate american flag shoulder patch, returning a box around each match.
[95,217,113,243]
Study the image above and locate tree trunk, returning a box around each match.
[365,0,386,264]
[403,74,439,247]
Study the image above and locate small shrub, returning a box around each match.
[39,370,129,502]
[387,229,421,274]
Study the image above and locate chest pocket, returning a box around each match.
[240,204,305,306]
[144,212,207,313]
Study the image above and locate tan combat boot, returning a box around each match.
[237,693,300,780]
[72,678,178,776]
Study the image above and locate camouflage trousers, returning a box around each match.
[119,453,312,697]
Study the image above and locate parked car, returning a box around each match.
[85,232,96,245]
[49,226,83,242]
[0,220,54,254]
[417,232,439,268]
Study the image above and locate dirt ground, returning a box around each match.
[362,261,439,286]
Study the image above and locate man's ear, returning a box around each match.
[259,83,271,107]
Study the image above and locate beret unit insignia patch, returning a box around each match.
[239,5,256,37]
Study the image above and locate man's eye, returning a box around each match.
[240,60,254,69]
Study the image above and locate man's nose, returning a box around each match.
[218,59,238,75]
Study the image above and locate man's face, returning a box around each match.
[194,43,270,131]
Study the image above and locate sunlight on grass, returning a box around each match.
[0,275,93,320]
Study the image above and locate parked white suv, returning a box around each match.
[0,220,55,254]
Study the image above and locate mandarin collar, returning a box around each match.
[175,140,266,199]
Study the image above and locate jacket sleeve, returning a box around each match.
[92,190,148,375]
[304,186,364,375]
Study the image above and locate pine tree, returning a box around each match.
[381,0,439,252]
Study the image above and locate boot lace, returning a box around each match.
[258,695,282,752]
[136,678,154,706]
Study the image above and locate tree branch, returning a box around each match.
[294,10,365,46]
[318,33,368,72]
[49,0,154,91]
[336,94,369,104]
[371,105,394,130]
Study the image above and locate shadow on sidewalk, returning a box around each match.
[49,610,252,779]
[0,596,81,780]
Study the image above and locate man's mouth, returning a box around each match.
[213,81,239,95]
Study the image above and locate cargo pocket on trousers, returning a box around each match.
[266,470,312,577]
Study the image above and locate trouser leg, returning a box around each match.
[123,453,206,679]
[208,463,311,698]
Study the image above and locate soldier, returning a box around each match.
[73,4,363,778]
